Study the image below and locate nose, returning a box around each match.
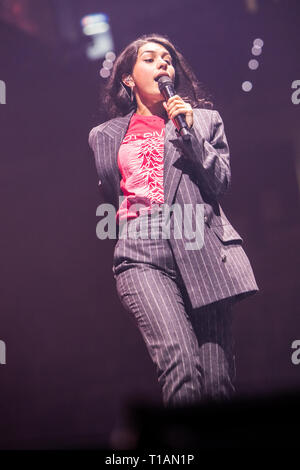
[157,57,168,69]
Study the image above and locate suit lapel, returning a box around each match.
[102,109,183,207]
[163,119,183,206]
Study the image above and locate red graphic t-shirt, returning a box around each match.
[116,113,165,223]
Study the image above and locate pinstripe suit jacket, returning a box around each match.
[88,107,259,309]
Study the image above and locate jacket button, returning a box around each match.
[221,253,227,262]
[98,180,102,186]
[204,215,208,223]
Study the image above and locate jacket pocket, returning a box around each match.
[211,223,244,244]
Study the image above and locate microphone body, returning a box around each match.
[157,76,191,140]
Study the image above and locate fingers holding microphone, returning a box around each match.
[163,95,194,128]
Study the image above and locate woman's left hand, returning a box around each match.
[163,95,193,129]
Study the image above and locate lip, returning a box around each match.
[154,72,169,82]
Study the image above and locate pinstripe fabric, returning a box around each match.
[88,107,259,310]
[113,209,236,407]
[88,108,259,406]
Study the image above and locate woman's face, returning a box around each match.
[130,41,175,105]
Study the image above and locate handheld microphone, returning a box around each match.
[157,75,191,141]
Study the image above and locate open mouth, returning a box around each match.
[154,73,169,82]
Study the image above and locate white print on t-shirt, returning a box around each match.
[122,128,165,143]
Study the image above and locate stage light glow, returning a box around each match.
[82,13,114,61]
[242,81,253,92]
[251,45,262,56]
[253,38,264,48]
[105,51,116,61]
[100,68,110,78]
[81,13,109,36]
[103,59,113,70]
[248,59,259,70]
[83,22,109,36]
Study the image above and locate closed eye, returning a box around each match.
[144,58,171,65]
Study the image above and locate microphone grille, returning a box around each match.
[157,75,173,91]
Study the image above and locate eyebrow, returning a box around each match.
[140,50,172,59]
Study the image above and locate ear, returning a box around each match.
[121,73,135,88]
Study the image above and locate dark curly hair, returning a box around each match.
[101,33,213,119]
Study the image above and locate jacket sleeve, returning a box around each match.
[88,126,120,209]
[88,126,99,152]
[177,110,231,199]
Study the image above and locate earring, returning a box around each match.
[120,80,133,102]
[126,76,134,102]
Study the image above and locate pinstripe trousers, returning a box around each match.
[113,206,236,408]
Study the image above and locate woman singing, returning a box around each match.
[88,33,259,408]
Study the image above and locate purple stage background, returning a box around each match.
[0,0,300,449]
